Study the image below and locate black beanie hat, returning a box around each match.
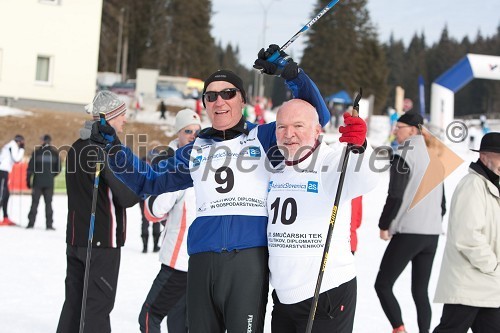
[202,69,246,107]
[397,111,423,128]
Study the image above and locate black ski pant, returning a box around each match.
[375,233,439,333]
[27,186,54,228]
[271,277,357,333]
[57,245,121,333]
[0,171,10,218]
[433,304,500,333]
[187,247,269,333]
[139,264,188,333]
[140,201,161,236]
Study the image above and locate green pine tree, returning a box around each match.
[300,0,389,114]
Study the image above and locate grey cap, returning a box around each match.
[85,90,126,121]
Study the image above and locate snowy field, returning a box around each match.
[1,105,497,332]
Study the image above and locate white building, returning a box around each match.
[0,0,103,111]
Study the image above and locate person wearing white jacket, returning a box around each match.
[267,99,378,332]
[0,134,25,226]
[433,132,500,333]
[138,109,201,333]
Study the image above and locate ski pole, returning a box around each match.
[305,88,362,333]
[79,113,106,333]
[267,0,341,66]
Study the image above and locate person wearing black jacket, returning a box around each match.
[57,91,140,333]
[26,134,61,230]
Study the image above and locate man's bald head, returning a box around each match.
[276,99,321,161]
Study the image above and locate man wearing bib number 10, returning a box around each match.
[89,44,330,332]
[267,99,379,332]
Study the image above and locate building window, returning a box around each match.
[36,55,52,83]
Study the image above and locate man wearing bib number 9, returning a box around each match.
[91,45,329,332]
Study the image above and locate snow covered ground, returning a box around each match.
[1,105,497,332]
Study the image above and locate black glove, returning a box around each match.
[253,44,299,80]
[90,121,120,150]
[150,147,175,166]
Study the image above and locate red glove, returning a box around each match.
[339,112,367,146]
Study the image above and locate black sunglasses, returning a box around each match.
[183,129,200,135]
[203,88,239,103]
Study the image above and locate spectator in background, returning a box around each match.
[350,196,363,254]
[134,93,144,119]
[138,109,201,333]
[254,100,265,125]
[375,112,446,333]
[159,100,167,120]
[26,134,61,230]
[433,132,500,333]
[194,98,202,120]
[479,114,490,134]
[138,139,178,254]
[0,134,25,226]
[139,145,164,254]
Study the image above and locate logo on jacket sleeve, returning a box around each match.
[307,181,319,193]
[192,156,202,167]
[248,146,261,157]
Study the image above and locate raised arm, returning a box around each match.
[254,44,330,127]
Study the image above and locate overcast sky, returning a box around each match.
[211,0,499,67]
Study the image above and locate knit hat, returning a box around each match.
[175,109,201,132]
[202,69,246,107]
[84,90,127,121]
[471,132,500,153]
[397,111,423,128]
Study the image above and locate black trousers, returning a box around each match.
[433,304,500,333]
[27,186,54,228]
[271,277,357,333]
[187,247,269,333]
[139,264,188,333]
[57,245,121,333]
[0,170,10,218]
[140,200,161,237]
[375,233,439,333]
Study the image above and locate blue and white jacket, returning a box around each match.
[108,70,330,255]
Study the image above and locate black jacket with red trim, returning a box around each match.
[65,132,139,248]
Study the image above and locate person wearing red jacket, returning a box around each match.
[350,196,363,254]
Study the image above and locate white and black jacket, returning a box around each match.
[0,139,24,173]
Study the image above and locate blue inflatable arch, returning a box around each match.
[430,54,500,135]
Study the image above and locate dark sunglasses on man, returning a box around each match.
[203,88,240,103]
